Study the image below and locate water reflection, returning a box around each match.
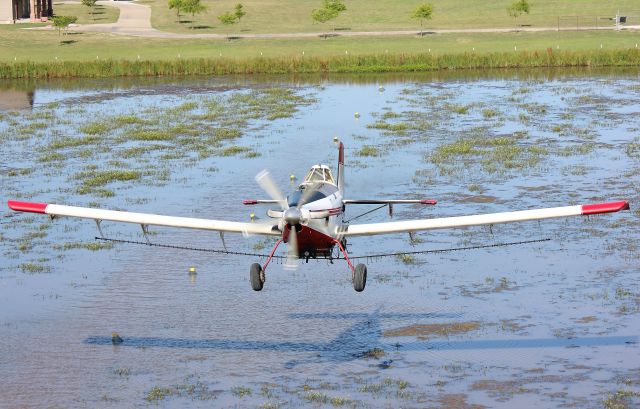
[0,90,34,110]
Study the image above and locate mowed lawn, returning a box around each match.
[52,2,120,25]
[140,0,640,34]
[1,24,639,63]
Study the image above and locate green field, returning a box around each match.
[141,0,640,34]
[52,2,119,25]
[2,25,639,63]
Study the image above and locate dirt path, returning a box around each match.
[70,1,639,39]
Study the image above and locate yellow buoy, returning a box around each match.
[250,213,255,221]
[290,174,296,181]
[188,266,197,274]
[354,112,360,118]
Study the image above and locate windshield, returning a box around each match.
[287,187,327,207]
[303,166,335,184]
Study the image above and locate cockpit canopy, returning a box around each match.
[303,165,335,186]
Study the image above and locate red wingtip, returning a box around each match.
[420,199,438,205]
[582,201,630,215]
[7,200,48,214]
[243,200,258,205]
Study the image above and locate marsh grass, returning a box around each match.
[429,135,547,174]
[76,170,142,188]
[304,391,328,403]
[61,241,114,251]
[356,145,380,157]
[19,262,49,273]
[231,386,252,397]
[80,122,111,135]
[3,49,640,79]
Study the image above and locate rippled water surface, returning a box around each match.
[1,70,639,408]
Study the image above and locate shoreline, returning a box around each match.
[2,48,639,79]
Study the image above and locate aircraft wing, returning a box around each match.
[7,200,280,236]
[338,201,630,237]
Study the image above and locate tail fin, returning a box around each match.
[337,142,345,194]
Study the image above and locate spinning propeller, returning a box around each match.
[255,170,305,269]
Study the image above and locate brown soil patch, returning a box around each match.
[575,315,598,323]
[383,321,481,339]
[437,393,487,409]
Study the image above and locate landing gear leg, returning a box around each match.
[332,239,367,292]
[249,239,283,292]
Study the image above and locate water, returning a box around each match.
[0,70,639,408]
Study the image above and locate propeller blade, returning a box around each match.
[266,209,284,219]
[284,226,299,270]
[255,170,288,210]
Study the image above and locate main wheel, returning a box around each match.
[250,263,264,291]
[353,263,367,292]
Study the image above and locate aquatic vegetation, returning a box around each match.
[19,262,49,273]
[603,389,640,409]
[60,241,114,251]
[359,347,385,359]
[366,121,408,133]
[304,391,328,403]
[356,145,379,157]
[445,103,471,115]
[127,129,173,141]
[77,170,141,188]
[395,253,415,264]
[429,135,547,174]
[221,146,250,156]
[80,122,110,135]
[145,386,172,402]
[482,108,499,118]
[231,386,252,397]
[113,367,130,377]
[47,135,100,150]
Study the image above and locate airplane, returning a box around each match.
[7,142,630,292]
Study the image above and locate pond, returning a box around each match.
[1,69,639,408]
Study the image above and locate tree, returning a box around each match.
[234,3,245,22]
[507,0,531,30]
[168,0,185,23]
[182,0,206,24]
[218,11,237,39]
[311,0,346,35]
[411,3,433,28]
[81,0,97,21]
[52,15,78,36]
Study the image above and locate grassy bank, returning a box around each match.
[142,0,640,34]
[52,3,120,25]
[2,48,639,79]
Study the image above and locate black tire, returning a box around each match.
[353,263,367,292]
[250,263,264,291]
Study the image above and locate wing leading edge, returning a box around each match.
[7,200,280,236]
[338,201,630,237]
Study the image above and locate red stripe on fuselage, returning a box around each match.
[582,201,630,215]
[7,200,48,214]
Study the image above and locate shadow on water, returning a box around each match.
[84,309,637,367]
